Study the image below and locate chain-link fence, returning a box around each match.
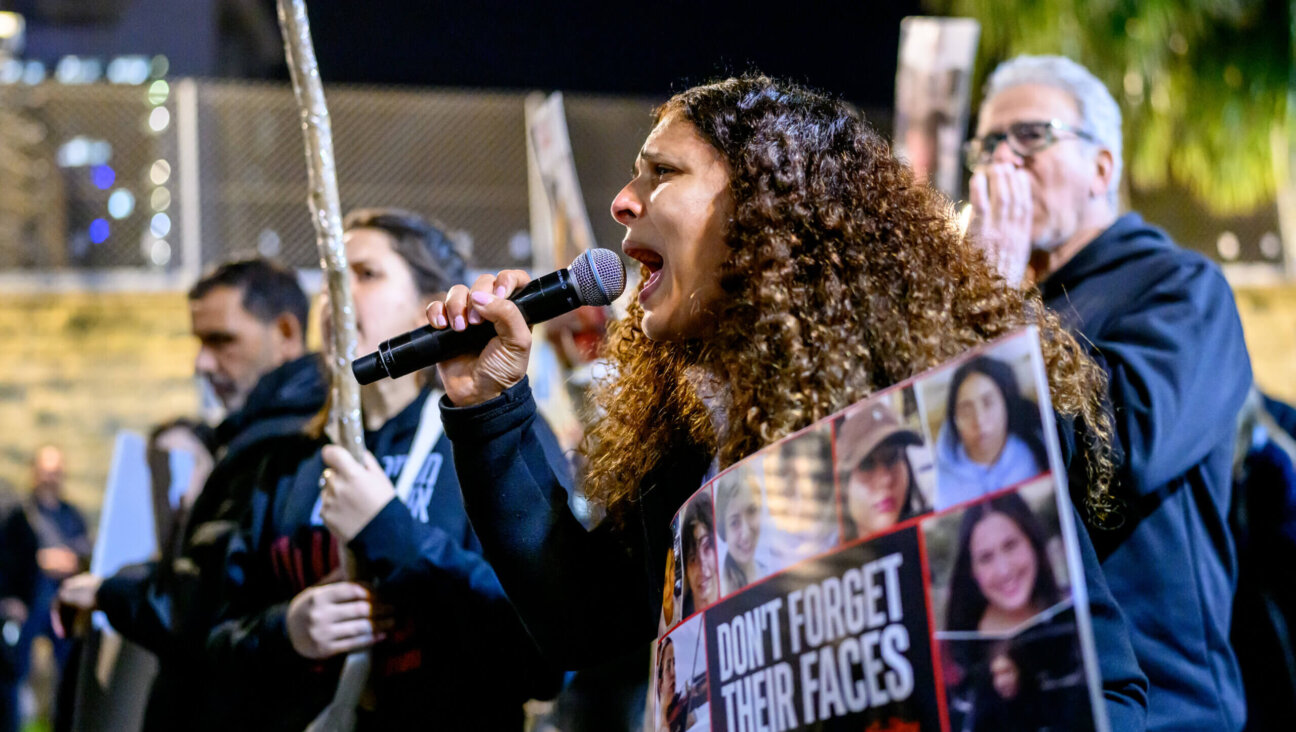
[0,80,180,274]
[0,79,654,289]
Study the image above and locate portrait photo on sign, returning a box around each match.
[833,385,936,544]
[679,487,720,618]
[758,423,840,575]
[713,457,774,597]
[937,607,1094,732]
[662,513,684,632]
[921,479,1069,637]
[915,337,1051,510]
[651,613,711,732]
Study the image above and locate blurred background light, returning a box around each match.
[147,79,169,105]
[257,229,281,257]
[147,106,170,132]
[150,187,170,212]
[20,60,44,84]
[0,12,23,40]
[148,159,171,186]
[149,239,172,266]
[88,218,110,244]
[107,189,135,219]
[149,55,169,78]
[106,55,150,85]
[90,164,116,190]
[1217,231,1241,260]
[150,212,171,238]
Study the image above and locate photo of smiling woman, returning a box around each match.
[944,492,1062,634]
[834,401,933,541]
[934,356,1049,509]
[714,467,770,596]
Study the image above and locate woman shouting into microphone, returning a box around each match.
[346,77,1148,728]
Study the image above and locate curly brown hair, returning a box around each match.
[581,75,1119,527]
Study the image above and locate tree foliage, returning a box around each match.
[927,0,1293,216]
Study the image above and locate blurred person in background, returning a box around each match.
[22,445,89,724]
[55,257,326,731]
[966,54,1252,731]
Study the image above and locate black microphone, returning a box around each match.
[352,248,627,384]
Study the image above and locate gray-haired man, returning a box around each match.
[967,54,1252,732]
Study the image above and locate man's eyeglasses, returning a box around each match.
[963,120,1096,171]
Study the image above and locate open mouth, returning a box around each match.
[623,244,665,302]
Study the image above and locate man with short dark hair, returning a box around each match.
[57,257,327,730]
[966,55,1252,732]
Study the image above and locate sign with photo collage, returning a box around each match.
[650,328,1108,732]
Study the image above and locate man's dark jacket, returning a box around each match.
[1041,212,1251,732]
[95,354,327,730]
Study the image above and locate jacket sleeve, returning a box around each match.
[1072,508,1149,731]
[441,377,660,669]
[349,497,563,699]
[0,508,39,609]
[95,560,174,652]
[1056,418,1149,729]
[1093,259,1251,494]
[203,483,304,674]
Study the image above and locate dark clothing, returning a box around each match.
[0,499,38,732]
[210,387,562,730]
[442,377,1148,731]
[1263,394,1296,442]
[94,354,327,731]
[22,496,89,729]
[26,499,90,561]
[1040,212,1251,732]
[1231,415,1296,730]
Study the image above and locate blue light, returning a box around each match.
[91,165,116,190]
[89,218,110,244]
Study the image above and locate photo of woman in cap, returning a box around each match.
[835,400,934,541]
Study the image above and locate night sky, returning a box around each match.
[296,1,924,108]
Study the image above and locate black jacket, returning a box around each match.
[1041,213,1252,732]
[95,354,328,730]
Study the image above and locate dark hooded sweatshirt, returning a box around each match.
[207,387,563,730]
[1041,212,1251,732]
[95,354,327,731]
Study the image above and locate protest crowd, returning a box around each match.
[1,5,1294,732]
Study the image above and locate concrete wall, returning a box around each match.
[0,292,197,525]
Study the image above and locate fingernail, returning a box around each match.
[467,309,483,325]
[494,286,506,298]
[471,291,494,306]
[453,315,466,331]
[434,314,448,328]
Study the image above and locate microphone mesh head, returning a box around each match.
[569,248,627,306]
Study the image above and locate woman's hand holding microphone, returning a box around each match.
[425,270,536,407]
